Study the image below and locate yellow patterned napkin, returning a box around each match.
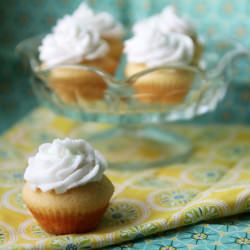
[0,108,250,249]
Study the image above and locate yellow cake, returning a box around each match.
[23,176,114,235]
[126,63,194,104]
[49,57,117,103]
[104,37,124,61]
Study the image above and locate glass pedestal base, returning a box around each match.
[87,126,192,170]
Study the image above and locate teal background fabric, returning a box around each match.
[0,1,250,249]
[1,0,250,134]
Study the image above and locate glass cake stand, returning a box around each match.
[17,36,250,170]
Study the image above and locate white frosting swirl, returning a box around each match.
[24,138,107,194]
[133,6,196,37]
[39,15,109,68]
[73,3,124,39]
[124,29,194,67]
[159,6,196,37]
[133,15,160,34]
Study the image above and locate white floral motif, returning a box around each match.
[235,189,250,212]
[19,219,49,241]
[181,164,228,187]
[99,198,150,230]
[148,188,199,212]
[0,222,16,246]
[2,188,29,215]
[171,199,229,227]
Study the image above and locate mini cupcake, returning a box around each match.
[71,3,125,61]
[39,16,117,103]
[22,138,114,235]
[124,29,195,104]
[133,6,202,64]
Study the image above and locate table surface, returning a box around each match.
[0,108,250,250]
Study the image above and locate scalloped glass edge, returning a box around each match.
[16,35,250,124]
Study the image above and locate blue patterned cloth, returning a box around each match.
[0,1,250,249]
[104,214,250,250]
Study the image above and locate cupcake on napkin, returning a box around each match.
[22,138,114,235]
[124,29,195,104]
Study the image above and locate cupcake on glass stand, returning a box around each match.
[39,2,125,104]
[39,16,117,103]
[124,29,196,104]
